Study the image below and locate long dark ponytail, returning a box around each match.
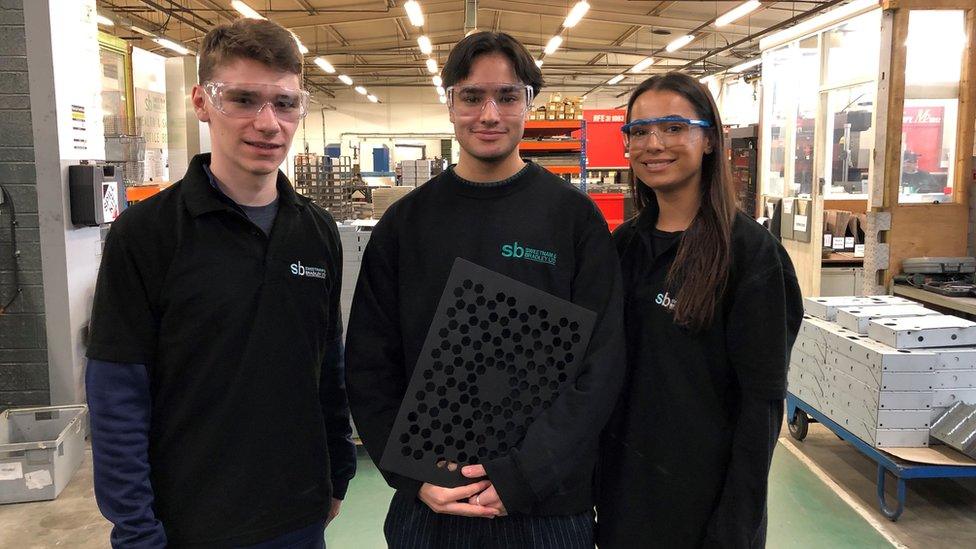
[625,72,738,331]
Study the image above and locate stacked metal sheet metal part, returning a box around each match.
[337,223,372,339]
[929,401,976,459]
[790,295,976,448]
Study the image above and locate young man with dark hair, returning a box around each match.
[86,18,355,548]
[346,31,625,548]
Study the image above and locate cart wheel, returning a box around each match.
[789,409,809,441]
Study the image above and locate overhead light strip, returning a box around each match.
[153,37,191,56]
[630,57,654,73]
[715,1,761,28]
[314,57,335,74]
[404,1,425,27]
[231,1,264,20]
[665,34,695,53]
[544,35,563,56]
[563,1,590,28]
[418,35,433,55]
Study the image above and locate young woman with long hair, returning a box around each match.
[596,72,803,548]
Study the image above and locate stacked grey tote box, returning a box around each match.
[789,295,976,448]
[401,159,443,187]
[337,223,371,338]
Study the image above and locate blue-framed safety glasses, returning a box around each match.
[620,116,712,148]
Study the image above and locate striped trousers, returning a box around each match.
[383,490,595,549]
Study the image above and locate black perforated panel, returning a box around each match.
[380,258,597,487]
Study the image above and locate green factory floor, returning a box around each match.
[17,432,976,548]
[326,441,893,548]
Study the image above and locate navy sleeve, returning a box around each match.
[321,334,357,500]
[703,397,784,548]
[86,359,167,548]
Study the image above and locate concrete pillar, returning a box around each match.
[24,0,104,405]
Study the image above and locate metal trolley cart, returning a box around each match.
[787,392,976,521]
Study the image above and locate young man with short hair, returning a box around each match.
[86,18,355,548]
[346,31,625,548]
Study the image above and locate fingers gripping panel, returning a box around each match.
[380,258,597,487]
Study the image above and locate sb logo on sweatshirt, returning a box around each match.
[501,241,558,266]
[656,292,677,311]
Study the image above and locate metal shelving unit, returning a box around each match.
[519,120,588,191]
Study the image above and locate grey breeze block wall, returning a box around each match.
[0,0,48,411]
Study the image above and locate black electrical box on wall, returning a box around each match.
[69,164,126,226]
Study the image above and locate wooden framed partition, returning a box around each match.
[875,0,975,288]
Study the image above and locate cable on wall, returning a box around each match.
[0,184,23,315]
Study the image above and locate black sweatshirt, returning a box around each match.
[596,199,802,548]
[346,162,626,515]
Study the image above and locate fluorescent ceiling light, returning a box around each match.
[293,34,308,55]
[426,58,438,73]
[439,95,447,104]
[535,59,543,68]
[716,1,761,28]
[130,26,155,37]
[314,57,335,74]
[231,1,264,20]
[404,0,425,27]
[630,57,654,73]
[432,75,443,87]
[436,86,445,95]
[355,86,368,95]
[367,94,379,103]
[418,35,433,55]
[700,75,715,84]
[563,1,590,28]
[544,35,563,56]
[730,58,762,73]
[96,14,114,26]
[666,34,695,53]
[338,74,353,85]
[607,74,625,85]
[153,38,190,56]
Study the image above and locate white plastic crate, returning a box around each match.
[0,405,88,504]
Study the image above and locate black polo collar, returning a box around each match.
[182,153,305,218]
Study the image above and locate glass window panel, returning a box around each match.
[100,48,128,135]
[823,10,881,86]
[898,10,963,204]
[823,83,875,198]
[761,46,794,198]
[898,99,958,203]
[793,36,819,199]
[905,11,964,89]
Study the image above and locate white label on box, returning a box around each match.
[783,199,794,214]
[854,244,865,258]
[0,462,23,481]
[833,237,846,250]
[24,469,52,490]
[845,237,855,249]
[824,234,834,247]
[794,215,808,232]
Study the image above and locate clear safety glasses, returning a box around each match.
[620,116,712,148]
[203,81,310,122]
[445,82,535,118]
